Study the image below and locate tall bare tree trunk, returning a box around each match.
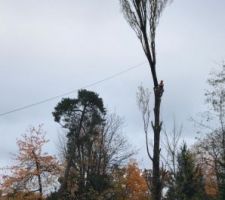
[152,84,163,200]
[137,81,164,200]
[120,1,171,198]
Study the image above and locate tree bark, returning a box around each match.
[151,83,164,200]
[59,105,87,195]
[33,150,43,200]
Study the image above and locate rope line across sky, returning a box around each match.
[0,62,146,117]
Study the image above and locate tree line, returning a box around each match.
[0,0,224,200]
[0,63,225,199]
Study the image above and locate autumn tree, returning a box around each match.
[111,161,150,200]
[0,125,60,200]
[120,1,172,200]
[194,131,225,200]
[193,139,219,199]
[192,63,225,200]
[52,89,133,199]
[123,161,150,200]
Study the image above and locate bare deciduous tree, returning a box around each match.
[163,120,182,176]
[120,1,172,200]
[192,63,225,199]
[137,86,152,161]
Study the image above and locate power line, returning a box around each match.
[0,62,146,117]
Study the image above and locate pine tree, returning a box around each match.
[52,89,133,199]
[166,144,206,200]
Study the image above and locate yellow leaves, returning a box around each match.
[124,161,149,200]
[113,160,150,200]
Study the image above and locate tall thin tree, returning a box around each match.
[120,1,172,200]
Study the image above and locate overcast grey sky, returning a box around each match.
[0,0,225,168]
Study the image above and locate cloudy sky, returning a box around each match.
[0,0,225,168]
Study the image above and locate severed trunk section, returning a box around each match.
[152,82,164,200]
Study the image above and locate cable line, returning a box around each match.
[0,62,146,117]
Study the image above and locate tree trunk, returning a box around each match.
[59,105,87,196]
[32,150,43,200]
[152,84,164,200]
[37,173,43,200]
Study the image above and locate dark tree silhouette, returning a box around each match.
[166,144,206,200]
[53,89,106,198]
[120,1,172,200]
[52,89,133,199]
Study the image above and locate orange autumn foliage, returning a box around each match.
[202,160,218,198]
[0,125,60,198]
[114,161,150,200]
[124,161,149,200]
